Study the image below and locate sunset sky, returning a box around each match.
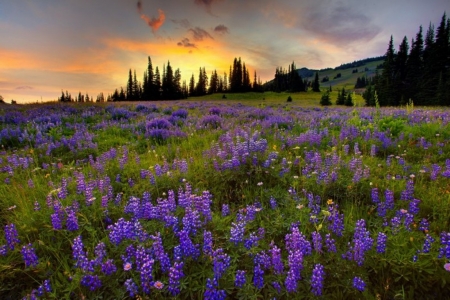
[1,0,449,103]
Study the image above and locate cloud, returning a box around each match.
[177,38,197,48]
[189,27,213,41]
[214,24,229,35]
[298,3,381,46]
[172,19,191,29]
[15,86,33,90]
[194,0,222,15]
[137,1,165,33]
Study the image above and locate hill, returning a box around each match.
[265,56,385,91]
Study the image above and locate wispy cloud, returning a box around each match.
[137,0,166,33]
[194,0,222,15]
[15,85,33,90]
[214,24,229,35]
[177,38,197,48]
[171,19,191,29]
[189,27,213,41]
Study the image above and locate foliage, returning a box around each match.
[320,91,332,106]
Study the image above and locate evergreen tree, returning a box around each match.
[189,74,196,96]
[394,36,409,105]
[154,66,161,99]
[126,69,133,100]
[405,26,424,104]
[312,71,320,92]
[379,36,396,106]
[336,88,346,105]
[344,92,353,106]
[320,91,332,106]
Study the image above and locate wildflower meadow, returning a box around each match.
[0,101,449,299]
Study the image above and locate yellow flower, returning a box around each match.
[327,199,334,205]
[273,145,277,150]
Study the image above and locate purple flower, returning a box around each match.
[101,259,117,275]
[325,233,337,253]
[270,243,284,275]
[5,223,20,251]
[285,249,303,293]
[230,221,246,245]
[253,263,265,289]
[124,279,138,298]
[311,264,325,296]
[204,278,226,300]
[312,231,323,253]
[150,233,171,272]
[66,208,78,231]
[168,260,184,296]
[21,243,39,268]
[353,276,365,292]
[444,263,450,272]
[422,234,435,253]
[269,196,277,209]
[376,232,387,254]
[221,204,230,216]
[140,255,155,294]
[36,279,52,296]
[212,248,230,281]
[203,230,213,256]
[235,270,246,288]
[81,274,102,291]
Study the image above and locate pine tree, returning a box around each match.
[126,69,133,100]
[344,92,353,106]
[336,88,346,105]
[312,72,320,92]
[189,74,195,96]
[379,36,396,106]
[320,91,332,106]
[405,26,424,104]
[154,67,161,99]
[394,36,409,105]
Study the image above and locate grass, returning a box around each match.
[0,99,449,299]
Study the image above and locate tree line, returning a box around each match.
[364,13,450,106]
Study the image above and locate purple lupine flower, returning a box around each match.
[353,276,365,292]
[269,196,277,209]
[311,264,325,296]
[437,232,450,259]
[270,243,284,275]
[0,245,7,256]
[5,223,20,250]
[312,231,323,253]
[182,206,202,236]
[285,249,303,293]
[404,213,414,231]
[101,259,117,275]
[422,234,435,253]
[124,278,139,298]
[204,278,226,300]
[390,216,401,235]
[203,230,213,256]
[34,201,40,211]
[419,219,429,232]
[81,274,102,291]
[371,188,380,204]
[57,177,68,199]
[409,198,420,215]
[325,233,337,253]
[376,232,387,253]
[150,233,171,272]
[235,270,246,288]
[212,248,230,281]
[376,202,387,217]
[50,205,63,230]
[401,180,414,201]
[140,255,155,294]
[72,236,93,272]
[272,281,282,294]
[168,260,184,296]
[327,207,345,237]
[385,189,395,210]
[222,204,230,216]
[21,243,39,268]
[178,229,200,259]
[36,279,52,296]
[285,226,312,256]
[66,208,78,231]
[253,263,265,289]
[230,221,246,245]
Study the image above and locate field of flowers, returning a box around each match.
[0,101,449,299]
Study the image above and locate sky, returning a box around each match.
[0,0,449,103]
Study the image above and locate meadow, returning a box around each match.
[0,97,449,299]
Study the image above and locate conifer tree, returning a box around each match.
[312,72,320,92]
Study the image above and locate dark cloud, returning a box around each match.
[136,1,165,33]
[214,24,229,35]
[15,86,33,90]
[298,3,381,46]
[177,38,197,48]
[194,0,221,14]
[171,19,191,29]
[189,27,213,41]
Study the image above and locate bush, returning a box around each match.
[320,91,332,106]
[287,95,292,102]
